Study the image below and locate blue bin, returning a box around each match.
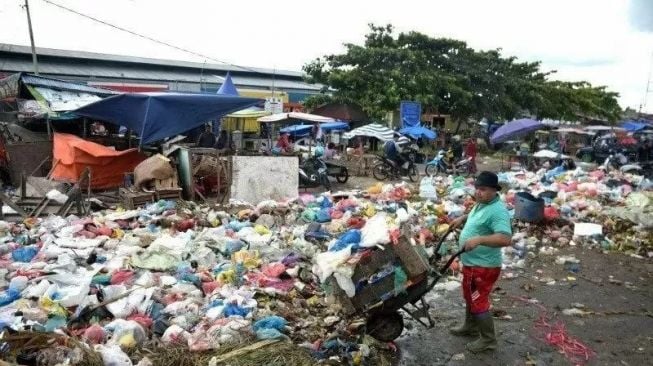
[514,192,544,223]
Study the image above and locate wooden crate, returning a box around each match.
[155,188,183,201]
[331,234,430,314]
[120,188,154,209]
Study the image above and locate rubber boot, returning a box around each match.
[465,315,497,353]
[449,308,478,337]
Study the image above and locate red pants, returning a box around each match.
[462,266,501,315]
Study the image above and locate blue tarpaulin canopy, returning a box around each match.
[399,126,437,140]
[280,122,349,137]
[621,120,651,132]
[217,72,239,96]
[75,92,260,145]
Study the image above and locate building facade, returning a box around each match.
[0,43,321,111]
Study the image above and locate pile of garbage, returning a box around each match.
[0,182,432,366]
[0,165,650,366]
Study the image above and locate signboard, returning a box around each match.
[265,97,284,114]
[400,101,422,127]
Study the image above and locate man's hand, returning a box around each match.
[449,215,467,230]
[463,237,481,252]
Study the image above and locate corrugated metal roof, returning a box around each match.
[22,74,118,95]
[1,59,322,92]
[0,43,303,78]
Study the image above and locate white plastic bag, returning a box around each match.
[360,214,390,248]
[95,344,133,366]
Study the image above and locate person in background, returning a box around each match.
[452,135,463,159]
[214,130,229,153]
[275,132,293,155]
[311,122,324,144]
[448,171,512,353]
[530,136,539,153]
[196,124,216,148]
[464,138,478,173]
[559,134,568,154]
[325,142,337,159]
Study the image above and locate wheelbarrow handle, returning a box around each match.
[432,227,455,256]
[438,248,465,275]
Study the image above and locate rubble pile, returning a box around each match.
[0,165,650,365]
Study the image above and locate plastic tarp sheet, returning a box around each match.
[50,133,145,189]
[280,122,349,137]
[399,126,437,140]
[75,93,260,145]
[217,72,239,96]
[621,121,650,132]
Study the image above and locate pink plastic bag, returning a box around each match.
[262,263,286,278]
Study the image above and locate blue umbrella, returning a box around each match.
[490,119,543,144]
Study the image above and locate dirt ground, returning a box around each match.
[323,155,653,366]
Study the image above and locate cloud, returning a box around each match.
[630,0,653,32]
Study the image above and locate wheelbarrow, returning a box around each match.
[363,228,463,341]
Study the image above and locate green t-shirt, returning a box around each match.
[458,195,512,267]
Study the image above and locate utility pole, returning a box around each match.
[24,0,39,75]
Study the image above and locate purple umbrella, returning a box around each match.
[490,118,543,144]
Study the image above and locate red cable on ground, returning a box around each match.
[509,296,595,365]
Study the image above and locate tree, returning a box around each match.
[303,24,622,125]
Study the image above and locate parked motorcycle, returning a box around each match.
[424,150,474,176]
[372,154,419,182]
[299,156,331,190]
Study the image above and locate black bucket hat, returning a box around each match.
[474,171,502,191]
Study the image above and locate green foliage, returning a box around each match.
[303,24,622,123]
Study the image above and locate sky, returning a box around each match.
[1,0,653,112]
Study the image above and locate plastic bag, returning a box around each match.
[394,266,408,295]
[262,262,286,278]
[0,288,20,306]
[96,345,133,366]
[360,214,390,248]
[12,246,38,262]
[419,177,438,200]
[329,229,361,252]
[253,315,287,332]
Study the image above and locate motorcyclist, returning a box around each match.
[384,135,406,173]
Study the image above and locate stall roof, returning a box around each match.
[343,123,396,141]
[280,122,349,137]
[258,112,335,123]
[75,93,260,145]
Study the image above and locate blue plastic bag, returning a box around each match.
[329,230,361,252]
[256,328,287,340]
[227,220,250,232]
[12,246,38,262]
[0,288,20,306]
[253,315,287,332]
[223,303,249,317]
[316,209,332,223]
[320,197,333,209]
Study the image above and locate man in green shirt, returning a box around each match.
[448,171,512,353]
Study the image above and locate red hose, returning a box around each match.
[510,296,595,365]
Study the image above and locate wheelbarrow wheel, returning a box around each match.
[366,311,404,342]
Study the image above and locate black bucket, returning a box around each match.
[514,191,544,223]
